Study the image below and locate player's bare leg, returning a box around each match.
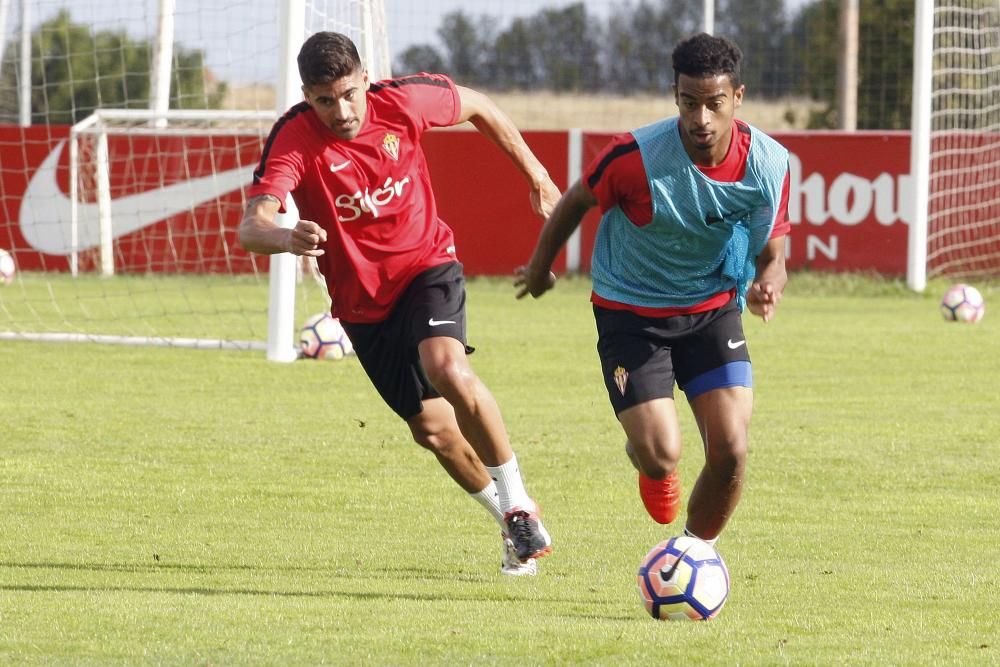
[619,398,683,479]
[418,336,551,562]
[407,397,492,492]
[618,398,684,524]
[417,337,512,466]
[685,387,752,541]
[407,397,538,575]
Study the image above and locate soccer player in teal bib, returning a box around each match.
[516,33,790,546]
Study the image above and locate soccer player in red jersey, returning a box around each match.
[240,32,559,575]
[516,34,790,547]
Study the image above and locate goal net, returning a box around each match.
[909,0,1000,288]
[0,0,390,352]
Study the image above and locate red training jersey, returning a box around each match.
[248,73,461,323]
[583,119,791,317]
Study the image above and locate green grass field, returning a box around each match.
[1,274,998,665]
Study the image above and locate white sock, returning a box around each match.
[485,453,533,515]
[684,526,719,547]
[470,481,506,531]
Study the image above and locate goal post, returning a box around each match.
[908,0,1000,291]
[907,0,933,292]
[268,0,308,363]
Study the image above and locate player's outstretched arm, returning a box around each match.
[238,194,327,257]
[454,86,561,220]
[515,180,597,299]
[747,235,787,322]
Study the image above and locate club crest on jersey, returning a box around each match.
[613,365,628,395]
[382,133,400,160]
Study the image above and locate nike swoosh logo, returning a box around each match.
[329,160,351,173]
[660,546,691,582]
[428,318,456,327]
[727,339,747,349]
[18,141,249,255]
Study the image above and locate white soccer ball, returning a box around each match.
[299,312,354,360]
[0,248,15,285]
[636,535,730,621]
[940,283,985,323]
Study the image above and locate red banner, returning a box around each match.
[1,125,263,273]
[0,124,916,276]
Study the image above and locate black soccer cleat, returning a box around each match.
[503,507,552,562]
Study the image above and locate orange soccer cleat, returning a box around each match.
[638,470,681,525]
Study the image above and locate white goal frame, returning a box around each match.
[4,0,390,361]
[908,0,933,291]
[68,108,276,279]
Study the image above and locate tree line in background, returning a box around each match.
[0,0,990,130]
[395,0,917,129]
[0,10,224,125]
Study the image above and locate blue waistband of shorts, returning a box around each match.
[682,361,753,400]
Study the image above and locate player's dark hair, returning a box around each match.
[297,31,362,86]
[671,33,743,88]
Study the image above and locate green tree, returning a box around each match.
[605,0,701,94]
[532,3,603,92]
[0,9,224,125]
[490,18,541,91]
[395,44,446,75]
[856,1,914,129]
[783,1,836,127]
[787,0,914,129]
[435,10,494,86]
[717,0,790,97]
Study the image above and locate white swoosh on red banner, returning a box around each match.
[18,141,251,256]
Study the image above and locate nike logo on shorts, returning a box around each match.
[727,339,746,349]
[428,318,456,327]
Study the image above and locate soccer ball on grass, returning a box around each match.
[637,535,730,621]
[940,284,985,323]
[0,248,15,285]
[299,312,354,360]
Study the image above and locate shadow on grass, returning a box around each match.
[0,582,504,602]
[0,559,494,582]
[0,560,633,613]
[1,582,636,621]
[0,560,551,588]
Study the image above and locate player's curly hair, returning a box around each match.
[298,32,362,87]
[671,33,743,88]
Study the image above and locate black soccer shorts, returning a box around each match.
[594,298,753,415]
[341,262,471,421]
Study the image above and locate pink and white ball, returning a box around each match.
[637,535,730,621]
[0,248,15,285]
[299,312,354,360]
[940,284,985,323]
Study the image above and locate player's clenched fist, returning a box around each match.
[286,219,327,256]
[746,281,781,322]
